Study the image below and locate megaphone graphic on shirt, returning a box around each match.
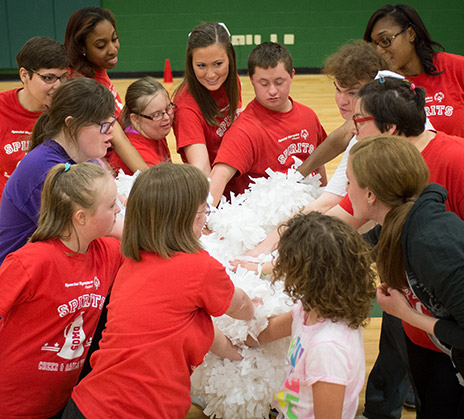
[57,312,86,360]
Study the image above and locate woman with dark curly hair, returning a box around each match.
[247,211,377,418]
[364,4,464,137]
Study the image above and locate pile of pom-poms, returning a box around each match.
[114,168,323,418]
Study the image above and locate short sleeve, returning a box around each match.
[214,126,254,175]
[198,256,235,317]
[173,106,207,151]
[304,341,351,386]
[0,254,32,318]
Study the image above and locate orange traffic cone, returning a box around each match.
[163,58,173,83]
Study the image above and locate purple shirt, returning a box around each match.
[0,140,75,264]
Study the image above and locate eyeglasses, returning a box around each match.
[100,115,118,134]
[197,204,211,217]
[135,103,177,122]
[32,70,70,84]
[373,26,410,48]
[353,115,376,132]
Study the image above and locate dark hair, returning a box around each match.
[30,78,115,149]
[16,37,69,77]
[273,212,376,329]
[121,77,169,130]
[323,40,388,88]
[358,77,426,136]
[174,22,239,127]
[31,162,110,247]
[121,163,209,261]
[65,6,117,78]
[364,4,445,76]
[248,42,293,77]
[350,136,429,289]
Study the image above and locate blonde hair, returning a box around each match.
[31,162,110,243]
[273,212,377,329]
[350,136,429,288]
[121,163,209,260]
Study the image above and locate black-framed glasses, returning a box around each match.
[353,115,376,132]
[373,26,410,48]
[135,103,177,122]
[32,70,70,84]
[100,115,118,134]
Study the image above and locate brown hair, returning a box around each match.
[323,40,388,88]
[31,162,110,246]
[65,6,117,78]
[16,37,69,78]
[30,78,115,150]
[273,212,377,329]
[121,163,209,261]
[248,42,293,77]
[350,136,429,288]
[174,22,239,126]
[120,77,169,130]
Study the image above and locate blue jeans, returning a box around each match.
[362,312,416,419]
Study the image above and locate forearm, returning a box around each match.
[183,143,211,176]
[226,287,254,320]
[297,121,351,177]
[111,123,149,173]
[210,325,242,361]
[255,311,292,344]
[209,163,237,207]
[246,227,280,257]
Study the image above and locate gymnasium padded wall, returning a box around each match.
[103,0,464,74]
[0,0,462,74]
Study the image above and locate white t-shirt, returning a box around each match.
[273,301,365,418]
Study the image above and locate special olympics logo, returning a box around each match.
[301,129,309,140]
[94,276,100,290]
[434,92,445,103]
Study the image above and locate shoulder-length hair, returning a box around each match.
[349,136,429,289]
[273,212,377,329]
[121,163,209,261]
[363,4,445,76]
[174,22,239,126]
[31,162,109,244]
[30,78,115,150]
[65,6,117,78]
[120,77,169,130]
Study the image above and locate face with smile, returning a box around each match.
[192,43,229,91]
[131,93,174,140]
[370,17,418,76]
[84,19,119,70]
[71,116,115,162]
[250,62,294,112]
[334,80,362,121]
[86,175,120,239]
[352,99,383,139]
[20,67,69,111]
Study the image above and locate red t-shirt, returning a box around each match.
[0,237,122,418]
[108,129,171,175]
[0,88,42,199]
[214,97,327,196]
[71,250,235,419]
[93,69,123,117]
[409,52,464,138]
[173,78,242,166]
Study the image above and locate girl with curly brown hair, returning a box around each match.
[248,211,377,418]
